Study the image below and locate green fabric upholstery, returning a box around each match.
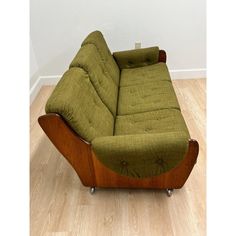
[120,63,171,87]
[45,67,114,142]
[81,31,120,86]
[115,109,189,136]
[45,31,192,179]
[92,131,189,178]
[117,81,180,115]
[69,44,118,116]
[113,47,159,69]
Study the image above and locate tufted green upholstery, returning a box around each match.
[115,109,189,136]
[117,81,180,115]
[81,31,120,86]
[120,63,171,87]
[45,30,191,178]
[113,47,159,69]
[69,44,118,116]
[92,131,189,178]
[45,67,114,142]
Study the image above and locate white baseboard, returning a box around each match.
[30,68,206,104]
[30,75,61,104]
[170,68,206,80]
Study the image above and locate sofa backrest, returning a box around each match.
[45,67,114,142]
[69,43,118,116]
[80,31,120,86]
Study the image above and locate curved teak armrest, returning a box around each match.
[92,132,190,178]
[38,113,199,189]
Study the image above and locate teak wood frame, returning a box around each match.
[38,113,199,190]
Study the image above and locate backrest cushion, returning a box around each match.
[81,31,120,86]
[45,67,114,142]
[69,44,118,116]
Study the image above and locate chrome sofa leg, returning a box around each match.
[166,189,174,197]
[90,187,96,194]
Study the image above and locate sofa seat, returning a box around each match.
[115,109,189,136]
[119,62,171,87]
[117,81,180,115]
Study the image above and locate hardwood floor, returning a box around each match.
[30,79,206,236]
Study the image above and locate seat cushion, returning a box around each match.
[81,31,120,86]
[117,81,180,115]
[45,67,114,142]
[119,62,171,87]
[115,109,189,136]
[69,44,118,116]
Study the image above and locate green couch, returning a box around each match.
[40,31,199,196]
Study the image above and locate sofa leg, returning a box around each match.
[90,187,96,194]
[166,189,174,197]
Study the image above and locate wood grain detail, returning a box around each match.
[38,113,96,187]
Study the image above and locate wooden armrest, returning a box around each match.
[158,50,167,63]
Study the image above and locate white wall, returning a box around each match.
[30,38,38,83]
[30,0,206,88]
[30,39,38,77]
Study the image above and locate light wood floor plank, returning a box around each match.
[30,79,206,236]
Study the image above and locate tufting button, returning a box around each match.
[145,128,150,132]
[121,160,128,166]
[156,158,164,165]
